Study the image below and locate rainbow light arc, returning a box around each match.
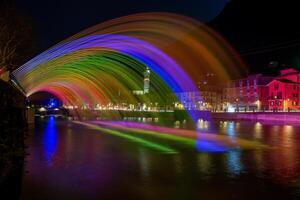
[12,12,246,130]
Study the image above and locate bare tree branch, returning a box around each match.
[0,0,35,73]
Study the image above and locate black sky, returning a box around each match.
[210,0,300,74]
[15,0,300,74]
[15,0,228,50]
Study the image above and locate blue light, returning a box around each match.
[43,116,58,165]
[48,98,59,109]
[196,140,228,153]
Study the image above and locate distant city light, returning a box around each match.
[48,98,59,109]
[39,107,46,112]
[228,105,235,113]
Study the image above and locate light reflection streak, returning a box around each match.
[92,121,228,152]
[89,121,269,151]
[74,121,178,154]
[173,155,183,174]
[43,116,58,165]
[138,148,151,182]
[254,122,262,139]
[226,150,243,176]
[197,153,212,175]
[227,122,236,137]
[282,125,294,147]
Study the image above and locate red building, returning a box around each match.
[268,79,300,111]
[222,68,300,112]
[278,68,300,83]
[267,68,300,111]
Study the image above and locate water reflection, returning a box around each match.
[226,150,243,176]
[254,122,262,139]
[138,148,150,182]
[282,125,294,148]
[43,116,58,165]
[196,140,228,152]
[197,119,210,131]
[173,155,183,174]
[253,149,265,173]
[227,121,236,137]
[197,153,212,176]
[21,119,300,199]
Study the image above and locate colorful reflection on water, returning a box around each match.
[21,119,300,199]
[43,116,58,165]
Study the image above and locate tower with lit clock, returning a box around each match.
[143,67,150,94]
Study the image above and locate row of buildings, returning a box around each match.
[57,67,300,113]
[176,68,300,112]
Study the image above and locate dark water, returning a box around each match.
[21,117,300,200]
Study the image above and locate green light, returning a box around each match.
[75,121,178,154]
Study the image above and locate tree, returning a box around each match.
[0,0,35,74]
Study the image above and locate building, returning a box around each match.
[268,79,300,111]
[223,74,273,112]
[143,67,150,94]
[175,85,223,111]
[175,91,201,110]
[267,68,300,111]
[174,68,300,113]
[132,67,151,96]
[277,68,300,83]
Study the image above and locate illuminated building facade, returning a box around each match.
[268,78,300,111]
[270,68,300,111]
[143,67,150,94]
[223,74,273,112]
[175,86,223,111]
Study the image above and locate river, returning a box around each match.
[20,117,300,200]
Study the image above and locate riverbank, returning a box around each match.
[212,112,300,123]
[0,80,27,198]
[66,109,300,123]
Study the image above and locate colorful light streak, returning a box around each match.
[89,121,270,151]
[74,121,177,154]
[12,13,249,151]
[12,13,245,121]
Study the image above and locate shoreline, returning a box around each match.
[211,112,300,123]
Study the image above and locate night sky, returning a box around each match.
[15,0,229,50]
[15,0,300,75]
[210,0,300,74]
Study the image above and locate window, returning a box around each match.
[239,80,243,88]
[277,92,282,99]
[274,83,279,90]
[294,85,297,90]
